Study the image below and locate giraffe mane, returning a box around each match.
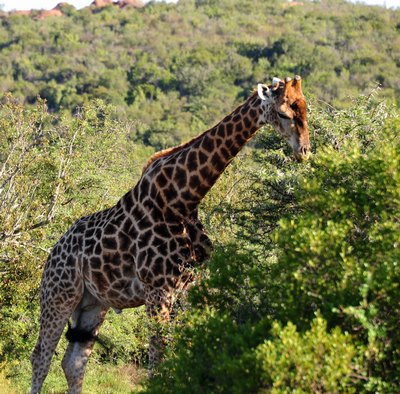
[142,90,262,173]
[142,129,209,173]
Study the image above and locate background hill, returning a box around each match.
[0,0,399,393]
[0,0,399,150]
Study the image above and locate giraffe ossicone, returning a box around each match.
[272,77,281,86]
[30,76,310,393]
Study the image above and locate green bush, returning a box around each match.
[146,95,400,393]
[96,307,149,366]
[274,118,400,391]
[147,308,265,394]
[257,315,359,393]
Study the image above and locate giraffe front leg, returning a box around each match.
[145,286,174,377]
[186,210,213,263]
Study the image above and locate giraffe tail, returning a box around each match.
[65,321,98,343]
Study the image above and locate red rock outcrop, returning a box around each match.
[118,0,145,8]
[10,0,145,18]
[91,0,114,7]
[37,9,63,19]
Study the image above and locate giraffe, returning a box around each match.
[30,76,310,393]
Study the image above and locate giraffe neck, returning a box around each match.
[128,93,270,218]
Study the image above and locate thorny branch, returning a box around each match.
[0,120,80,243]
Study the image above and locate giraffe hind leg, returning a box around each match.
[31,250,84,394]
[62,289,108,394]
[30,312,72,394]
[30,292,83,394]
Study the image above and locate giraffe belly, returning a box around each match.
[83,264,146,310]
[84,276,146,309]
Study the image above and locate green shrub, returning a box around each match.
[147,308,265,394]
[146,95,400,392]
[257,316,359,393]
[274,117,400,390]
[96,307,149,366]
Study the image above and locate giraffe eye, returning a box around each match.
[291,103,299,111]
[278,112,291,120]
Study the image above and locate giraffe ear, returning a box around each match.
[257,84,269,101]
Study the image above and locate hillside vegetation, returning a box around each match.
[0,0,400,150]
[0,0,399,392]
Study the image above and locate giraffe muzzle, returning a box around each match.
[294,144,311,161]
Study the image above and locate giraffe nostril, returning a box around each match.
[295,144,311,161]
[300,144,311,156]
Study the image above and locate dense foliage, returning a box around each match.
[147,95,400,393]
[0,0,399,392]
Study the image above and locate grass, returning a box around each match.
[0,371,18,394]
[1,307,150,393]
[4,359,147,394]
[82,363,146,394]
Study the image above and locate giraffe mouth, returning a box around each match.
[293,145,311,161]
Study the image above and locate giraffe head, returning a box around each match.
[257,75,311,161]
